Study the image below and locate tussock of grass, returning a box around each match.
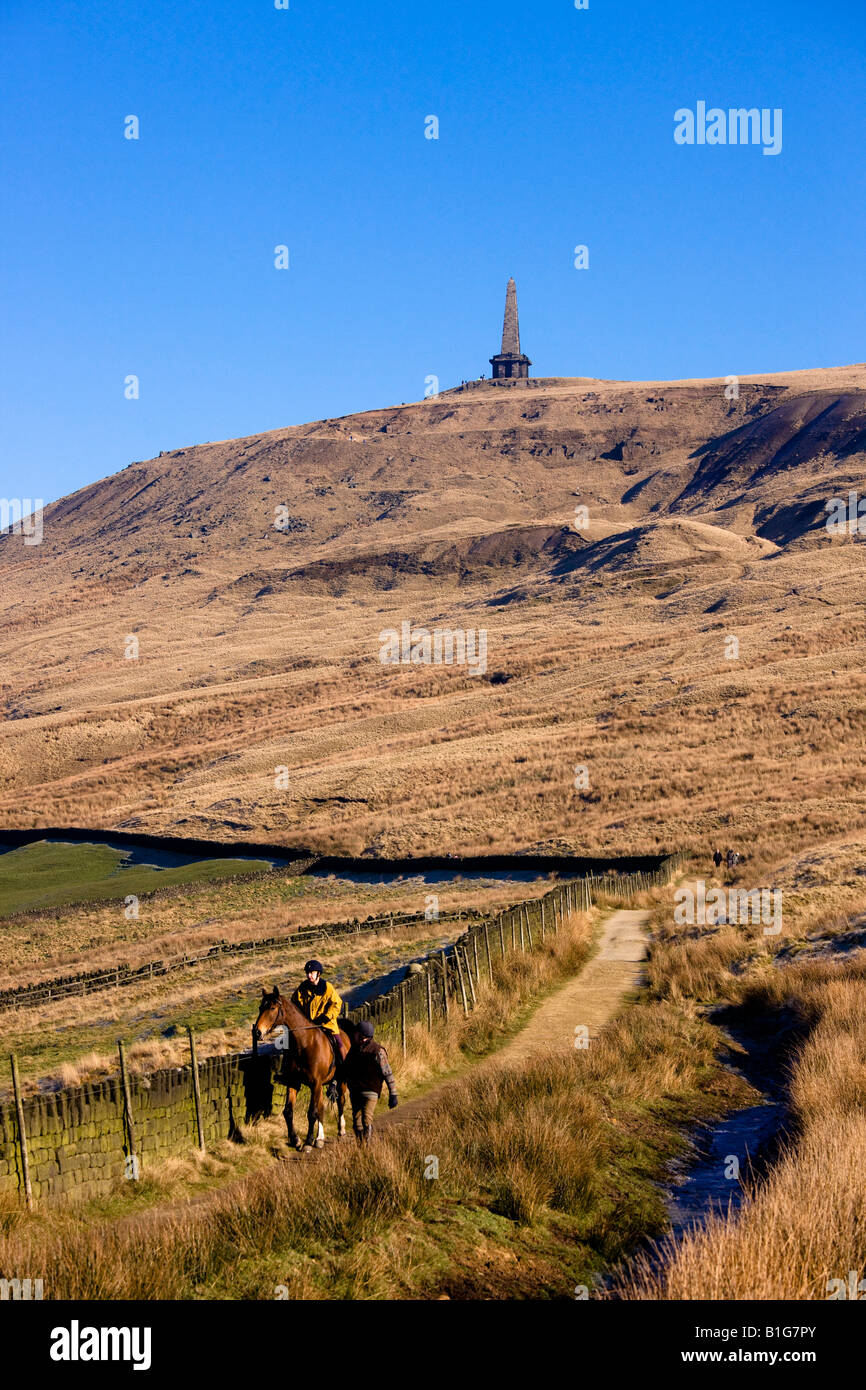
[621,1112,866,1301]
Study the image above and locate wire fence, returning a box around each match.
[347,855,683,1050]
[1,853,682,1206]
[0,907,487,1013]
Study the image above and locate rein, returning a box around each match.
[274,999,325,1035]
[263,999,341,1037]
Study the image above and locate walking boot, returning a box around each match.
[364,1123,373,1144]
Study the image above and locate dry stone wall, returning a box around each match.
[0,1053,286,1204]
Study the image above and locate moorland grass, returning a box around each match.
[620,953,866,1299]
[0,840,272,917]
[0,906,749,1299]
[4,854,864,1300]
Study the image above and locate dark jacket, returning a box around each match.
[347,1038,398,1099]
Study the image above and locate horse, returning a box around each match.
[252,985,353,1152]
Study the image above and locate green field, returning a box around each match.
[0,840,273,917]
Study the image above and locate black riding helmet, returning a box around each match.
[304,960,324,974]
[359,1020,374,1039]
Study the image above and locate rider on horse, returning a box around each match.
[291,961,348,1065]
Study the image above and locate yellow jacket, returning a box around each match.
[291,978,342,1034]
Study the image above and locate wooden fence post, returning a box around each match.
[484,922,494,984]
[525,905,533,950]
[540,900,545,941]
[455,949,470,1015]
[463,946,478,1007]
[187,1026,205,1152]
[440,949,450,1020]
[10,1054,32,1211]
[472,932,481,988]
[511,912,516,951]
[426,967,433,1030]
[400,984,407,1057]
[499,915,506,957]
[519,910,525,952]
[117,1040,138,1180]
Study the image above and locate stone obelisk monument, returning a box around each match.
[489,278,531,380]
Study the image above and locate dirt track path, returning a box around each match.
[115,907,650,1232]
[382,906,650,1130]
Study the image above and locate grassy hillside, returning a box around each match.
[0,840,272,916]
[1,367,865,862]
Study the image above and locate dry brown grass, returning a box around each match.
[0,919,472,1096]
[387,908,596,1094]
[0,911,608,1298]
[622,1111,866,1300]
[3,372,866,867]
[618,867,866,1300]
[0,910,734,1300]
[6,845,865,1302]
[0,869,547,982]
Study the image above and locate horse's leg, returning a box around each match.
[336,1080,347,1139]
[313,1077,326,1148]
[304,1079,325,1150]
[283,1084,302,1151]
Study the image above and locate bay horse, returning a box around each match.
[252,986,352,1152]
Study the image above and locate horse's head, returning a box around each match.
[253,985,284,1050]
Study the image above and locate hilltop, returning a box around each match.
[2,366,865,858]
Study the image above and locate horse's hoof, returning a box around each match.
[314,1138,325,1150]
[302,1143,314,1154]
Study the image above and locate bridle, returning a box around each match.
[253,995,333,1051]
[271,996,322,1031]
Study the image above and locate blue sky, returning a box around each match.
[2,0,864,505]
